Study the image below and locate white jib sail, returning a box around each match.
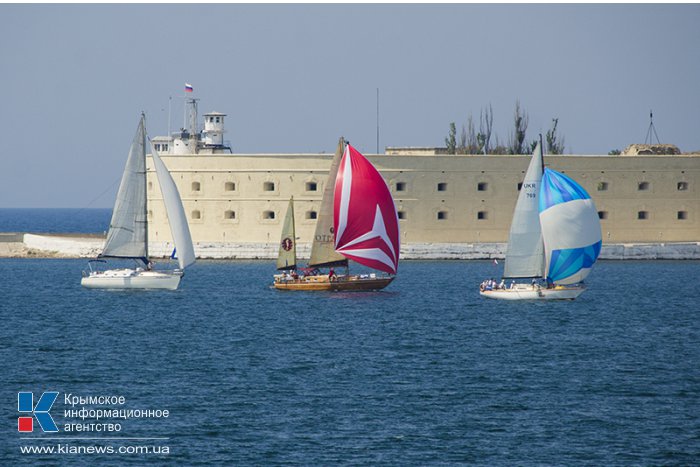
[151,145,196,269]
[503,142,546,279]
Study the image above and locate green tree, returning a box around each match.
[509,100,529,154]
[546,118,565,154]
[445,122,457,154]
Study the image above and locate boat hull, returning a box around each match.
[480,284,586,300]
[273,274,394,291]
[81,269,183,290]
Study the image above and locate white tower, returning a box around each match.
[202,112,226,147]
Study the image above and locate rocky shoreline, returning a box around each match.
[1,233,699,260]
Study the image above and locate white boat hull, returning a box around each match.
[480,284,586,300]
[81,269,183,290]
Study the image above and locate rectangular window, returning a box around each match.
[477,211,488,220]
[677,211,687,220]
[263,182,275,191]
[396,182,406,192]
[637,211,648,220]
[477,182,488,191]
[598,211,608,220]
[597,182,608,191]
[305,182,318,191]
[437,182,447,192]
[638,181,650,191]
[437,211,447,220]
[677,182,688,191]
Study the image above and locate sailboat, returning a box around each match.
[81,115,196,290]
[273,138,399,291]
[480,139,602,300]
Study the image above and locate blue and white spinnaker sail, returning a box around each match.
[539,168,602,285]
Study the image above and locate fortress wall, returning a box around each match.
[145,153,699,246]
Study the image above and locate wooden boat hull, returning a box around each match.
[81,269,183,290]
[273,274,394,291]
[480,284,586,300]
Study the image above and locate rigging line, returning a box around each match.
[74,175,121,214]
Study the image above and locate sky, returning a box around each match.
[1,4,699,208]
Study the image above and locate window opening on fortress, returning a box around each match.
[305,211,317,220]
[638,181,650,191]
[192,182,201,191]
[396,182,406,192]
[192,210,201,220]
[263,182,275,191]
[637,211,648,220]
[305,182,318,191]
[224,210,236,219]
[398,211,406,220]
[437,183,447,192]
[477,182,488,191]
[263,210,275,220]
[677,211,688,220]
[225,182,236,191]
[677,182,688,191]
[598,211,608,220]
[597,182,608,191]
[477,211,488,220]
[517,182,523,191]
[437,211,448,220]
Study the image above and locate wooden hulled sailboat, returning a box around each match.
[480,139,602,300]
[81,115,196,290]
[273,138,399,291]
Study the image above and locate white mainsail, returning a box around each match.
[308,137,348,268]
[100,116,148,261]
[150,145,196,270]
[502,142,546,279]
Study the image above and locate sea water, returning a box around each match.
[0,208,112,234]
[1,258,698,465]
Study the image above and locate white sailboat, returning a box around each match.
[81,115,195,290]
[480,140,602,300]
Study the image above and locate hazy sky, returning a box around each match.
[1,4,699,208]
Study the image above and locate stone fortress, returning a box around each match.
[137,99,699,260]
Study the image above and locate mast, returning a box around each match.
[143,112,149,261]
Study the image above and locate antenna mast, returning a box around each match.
[645,109,661,144]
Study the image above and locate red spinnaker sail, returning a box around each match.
[333,144,400,274]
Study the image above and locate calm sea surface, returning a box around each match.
[0,208,112,234]
[1,258,699,465]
